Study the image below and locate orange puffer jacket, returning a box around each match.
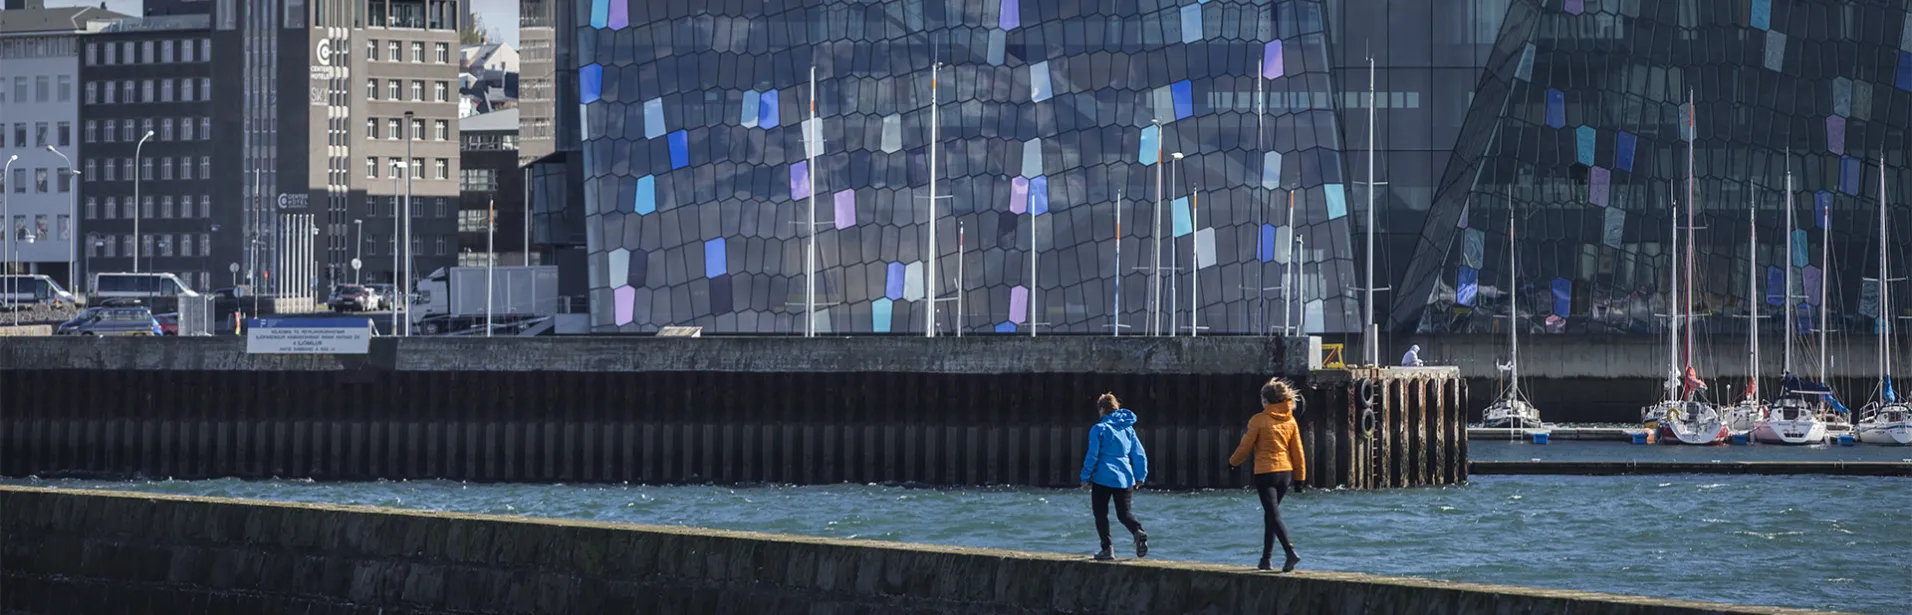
[1227,401,1307,480]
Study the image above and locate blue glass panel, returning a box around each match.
[1792,229,1810,267]
[1545,89,1565,128]
[1615,131,1636,172]
[1602,207,1624,248]
[995,321,1018,333]
[635,175,655,214]
[1766,265,1785,306]
[1751,0,1770,29]
[589,0,607,28]
[1840,156,1860,195]
[1456,267,1478,307]
[885,262,905,300]
[668,131,689,169]
[1260,151,1281,188]
[580,64,602,103]
[998,0,1019,29]
[1814,191,1831,228]
[1030,61,1052,102]
[704,238,727,278]
[759,90,781,129]
[1324,184,1347,219]
[1258,224,1276,263]
[1030,176,1049,214]
[1139,125,1159,165]
[643,98,665,139]
[1171,80,1193,120]
[1172,197,1192,237]
[741,90,760,128]
[791,161,811,201]
[1180,4,1202,44]
[1899,52,1912,91]
[873,298,893,333]
[1575,126,1595,166]
[1551,277,1572,316]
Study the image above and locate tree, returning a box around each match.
[459,15,487,45]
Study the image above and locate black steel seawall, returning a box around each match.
[0,336,1463,489]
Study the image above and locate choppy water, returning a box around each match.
[10,470,1905,614]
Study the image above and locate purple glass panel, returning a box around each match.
[1826,115,1846,155]
[1010,176,1029,214]
[1803,266,1823,306]
[790,161,811,200]
[999,0,1019,29]
[1589,166,1610,206]
[608,0,627,29]
[614,286,635,326]
[833,190,856,229]
[1262,41,1283,79]
[1009,285,1028,323]
[1030,176,1049,215]
[1565,0,1583,14]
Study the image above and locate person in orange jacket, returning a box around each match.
[1228,377,1307,572]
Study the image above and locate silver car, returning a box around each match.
[55,307,164,336]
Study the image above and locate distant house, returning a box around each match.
[458,41,517,118]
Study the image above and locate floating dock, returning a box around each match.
[1471,461,1912,476]
[1467,427,1637,441]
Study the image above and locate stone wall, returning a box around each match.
[0,486,1838,615]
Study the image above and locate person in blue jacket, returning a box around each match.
[1079,392,1149,561]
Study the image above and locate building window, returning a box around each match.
[199,118,209,139]
[199,78,210,101]
[387,118,401,139]
[366,118,378,138]
[199,157,209,179]
[119,119,131,141]
[87,43,98,65]
[410,158,423,179]
[199,196,210,219]
[200,40,210,61]
[182,40,195,62]
[367,39,377,60]
[434,81,448,102]
[366,157,378,178]
[84,159,96,180]
[35,122,48,147]
[141,196,153,219]
[56,121,70,147]
[123,198,135,219]
[121,80,134,102]
[142,159,153,181]
[180,80,193,102]
[57,168,71,193]
[161,40,175,63]
[388,41,401,61]
[140,41,153,63]
[389,157,403,178]
[57,76,71,102]
[161,158,174,181]
[34,168,48,192]
[122,158,132,181]
[411,118,424,140]
[200,234,211,256]
[35,76,49,102]
[104,42,116,64]
[434,120,448,140]
[158,234,172,257]
[141,119,153,140]
[411,42,424,62]
[180,234,192,257]
[434,235,445,256]
[103,160,115,182]
[410,80,423,101]
[161,196,174,218]
[160,79,174,102]
[180,158,192,180]
[388,80,401,99]
[10,123,22,147]
[84,82,96,105]
[434,159,448,179]
[181,119,195,141]
[120,42,132,64]
[103,198,116,219]
[367,79,378,99]
[86,198,97,220]
[435,42,449,63]
[102,82,114,104]
[161,119,175,141]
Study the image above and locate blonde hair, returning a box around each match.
[1096,392,1121,414]
[1260,378,1296,405]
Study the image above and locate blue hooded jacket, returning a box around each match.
[1080,409,1149,488]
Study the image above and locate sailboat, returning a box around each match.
[1856,158,1912,445]
[1725,187,1766,436]
[1753,166,1829,444]
[1483,201,1541,429]
[1647,92,1728,445]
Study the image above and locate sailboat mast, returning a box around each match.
[1509,197,1519,396]
[1821,185,1831,381]
[1881,158,1891,393]
[1151,120,1164,336]
[1284,190,1296,335]
[925,62,940,338]
[1256,59,1266,335]
[1749,185,1759,399]
[1784,162,1794,374]
[1684,90,1697,373]
[805,66,818,337]
[1113,191,1121,337]
[1669,181,1681,399]
[1362,57,1379,366]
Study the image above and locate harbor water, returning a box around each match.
[10,452,1904,615]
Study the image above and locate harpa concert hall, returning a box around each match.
[548,0,1912,336]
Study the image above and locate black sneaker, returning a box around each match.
[1282,550,1301,573]
[1093,547,1114,561]
[1133,534,1149,558]
[1256,556,1272,571]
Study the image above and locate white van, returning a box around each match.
[89,272,198,311]
[0,274,80,306]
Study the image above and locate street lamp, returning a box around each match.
[402,110,414,336]
[1169,152,1184,337]
[3,154,16,312]
[353,218,363,284]
[45,146,79,294]
[132,130,154,272]
[391,159,404,335]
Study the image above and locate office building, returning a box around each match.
[457,107,526,267]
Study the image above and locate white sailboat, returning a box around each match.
[1754,165,1829,444]
[1726,187,1767,436]
[1857,157,1912,445]
[1483,201,1541,429]
[1651,92,1727,445]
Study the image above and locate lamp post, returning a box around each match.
[353,219,363,284]
[403,110,414,337]
[391,160,403,334]
[1169,152,1183,337]
[3,154,16,313]
[132,130,154,272]
[45,146,79,294]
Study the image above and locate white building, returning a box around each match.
[0,0,119,286]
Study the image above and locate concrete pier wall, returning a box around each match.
[0,337,1464,489]
[0,486,1839,615]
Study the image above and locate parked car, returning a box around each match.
[54,307,163,336]
[155,312,179,335]
[327,284,378,312]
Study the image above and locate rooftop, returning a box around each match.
[0,6,123,34]
[460,108,518,133]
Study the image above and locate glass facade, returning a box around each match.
[573,0,1912,336]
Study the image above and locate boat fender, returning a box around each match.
[1356,380,1377,411]
[1359,407,1377,436]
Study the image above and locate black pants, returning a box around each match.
[1090,483,1145,548]
[1253,471,1294,557]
